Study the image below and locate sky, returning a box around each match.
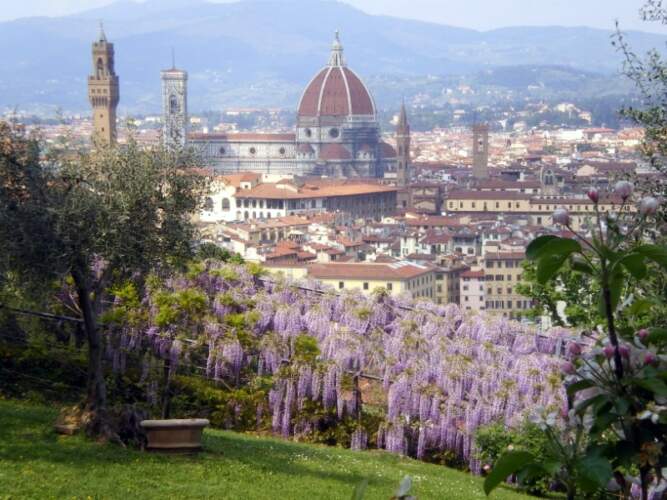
[0,0,665,33]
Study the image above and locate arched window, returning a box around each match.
[204,197,214,211]
[169,94,179,114]
[96,58,105,78]
[221,198,230,211]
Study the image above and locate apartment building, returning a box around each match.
[483,252,532,319]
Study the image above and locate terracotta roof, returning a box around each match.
[189,133,295,142]
[235,182,397,200]
[319,143,352,160]
[476,180,542,189]
[298,66,375,117]
[308,261,433,280]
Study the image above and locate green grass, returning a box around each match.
[0,399,530,500]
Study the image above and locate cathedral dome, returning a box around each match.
[297,32,376,119]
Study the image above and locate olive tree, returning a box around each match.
[0,122,209,435]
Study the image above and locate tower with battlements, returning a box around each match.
[472,123,489,179]
[88,23,119,146]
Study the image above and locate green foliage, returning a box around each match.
[153,288,207,329]
[195,242,234,262]
[293,334,320,364]
[476,422,553,496]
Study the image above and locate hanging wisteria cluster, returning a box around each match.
[104,261,571,472]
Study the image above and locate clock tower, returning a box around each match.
[88,23,119,146]
[161,56,188,149]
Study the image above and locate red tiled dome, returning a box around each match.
[319,143,352,160]
[297,33,375,118]
[380,142,397,158]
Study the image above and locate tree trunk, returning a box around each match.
[71,262,108,425]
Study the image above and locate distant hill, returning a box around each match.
[0,0,661,114]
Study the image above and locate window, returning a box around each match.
[249,147,257,155]
[219,146,226,155]
[497,287,502,294]
[329,128,340,138]
[363,282,369,290]
[339,281,344,289]
[507,300,513,309]
[305,128,312,138]
[279,147,286,156]
[507,287,512,294]
[222,198,230,211]
[169,94,179,113]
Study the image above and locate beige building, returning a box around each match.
[483,252,532,319]
[434,263,468,305]
[88,24,119,145]
[460,269,485,313]
[446,191,635,230]
[307,261,436,299]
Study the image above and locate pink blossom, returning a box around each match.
[637,329,650,342]
[603,344,615,359]
[552,208,570,225]
[561,361,576,375]
[587,187,599,203]
[614,180,633,200]
[644,352,658,366]
[619,345,630,359]
[566,342,582,357]
[639,196,659,216]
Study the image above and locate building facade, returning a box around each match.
[88,23,119,145]
[472,123,489,179]
[189,32,399,178]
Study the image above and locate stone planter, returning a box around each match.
[140,418,210,453]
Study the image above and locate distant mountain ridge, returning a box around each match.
[0,0,661,113]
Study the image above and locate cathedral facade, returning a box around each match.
[187,33,400,178]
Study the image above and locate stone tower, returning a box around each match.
[88,23,119,146]
[161,54,188,149]
[472,123,489,179]
[396,101,410,187]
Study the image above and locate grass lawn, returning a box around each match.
[0,399,530,499]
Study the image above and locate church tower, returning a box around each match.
[88,23,119,146]
[396,101,411,209]
[396,101,411,187]
[161,53,188,149]
[472,123,489,179]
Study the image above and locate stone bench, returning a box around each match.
[140,419,210,453]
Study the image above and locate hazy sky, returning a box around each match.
[1,0,665,33]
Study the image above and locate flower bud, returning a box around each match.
[637,328,650,342]
[644,352,657,366]
[603,344,615,359]
[561,361,576,375]
[587,187,599,203]
[639,196,659,216]
[552,208,570,225]
[566,342,582,357]
[619,344,630,359]
[614,180,633,200]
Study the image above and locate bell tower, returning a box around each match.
[396,101,410,187]
[88,22,119,146]
[161,51,188,149]
[472,123,489,179]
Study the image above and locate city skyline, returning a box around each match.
[1,0,665,34]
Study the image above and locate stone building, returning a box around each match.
[88,23,119,145]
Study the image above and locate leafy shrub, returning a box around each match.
[475,421,553,496]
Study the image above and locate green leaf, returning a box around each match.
[576,455,613,493]
[575,394,610,415]
[617,253,648,280]
[566,379,595,398]
[635,244,667,270]
[537,253,570,284]
[351,479,368,500]
[646,327,667,346]
[540,237,583,261]
[633,377,667,397]
[526,235,558,260]
[570,256,594,275]
[484,451,534,496]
